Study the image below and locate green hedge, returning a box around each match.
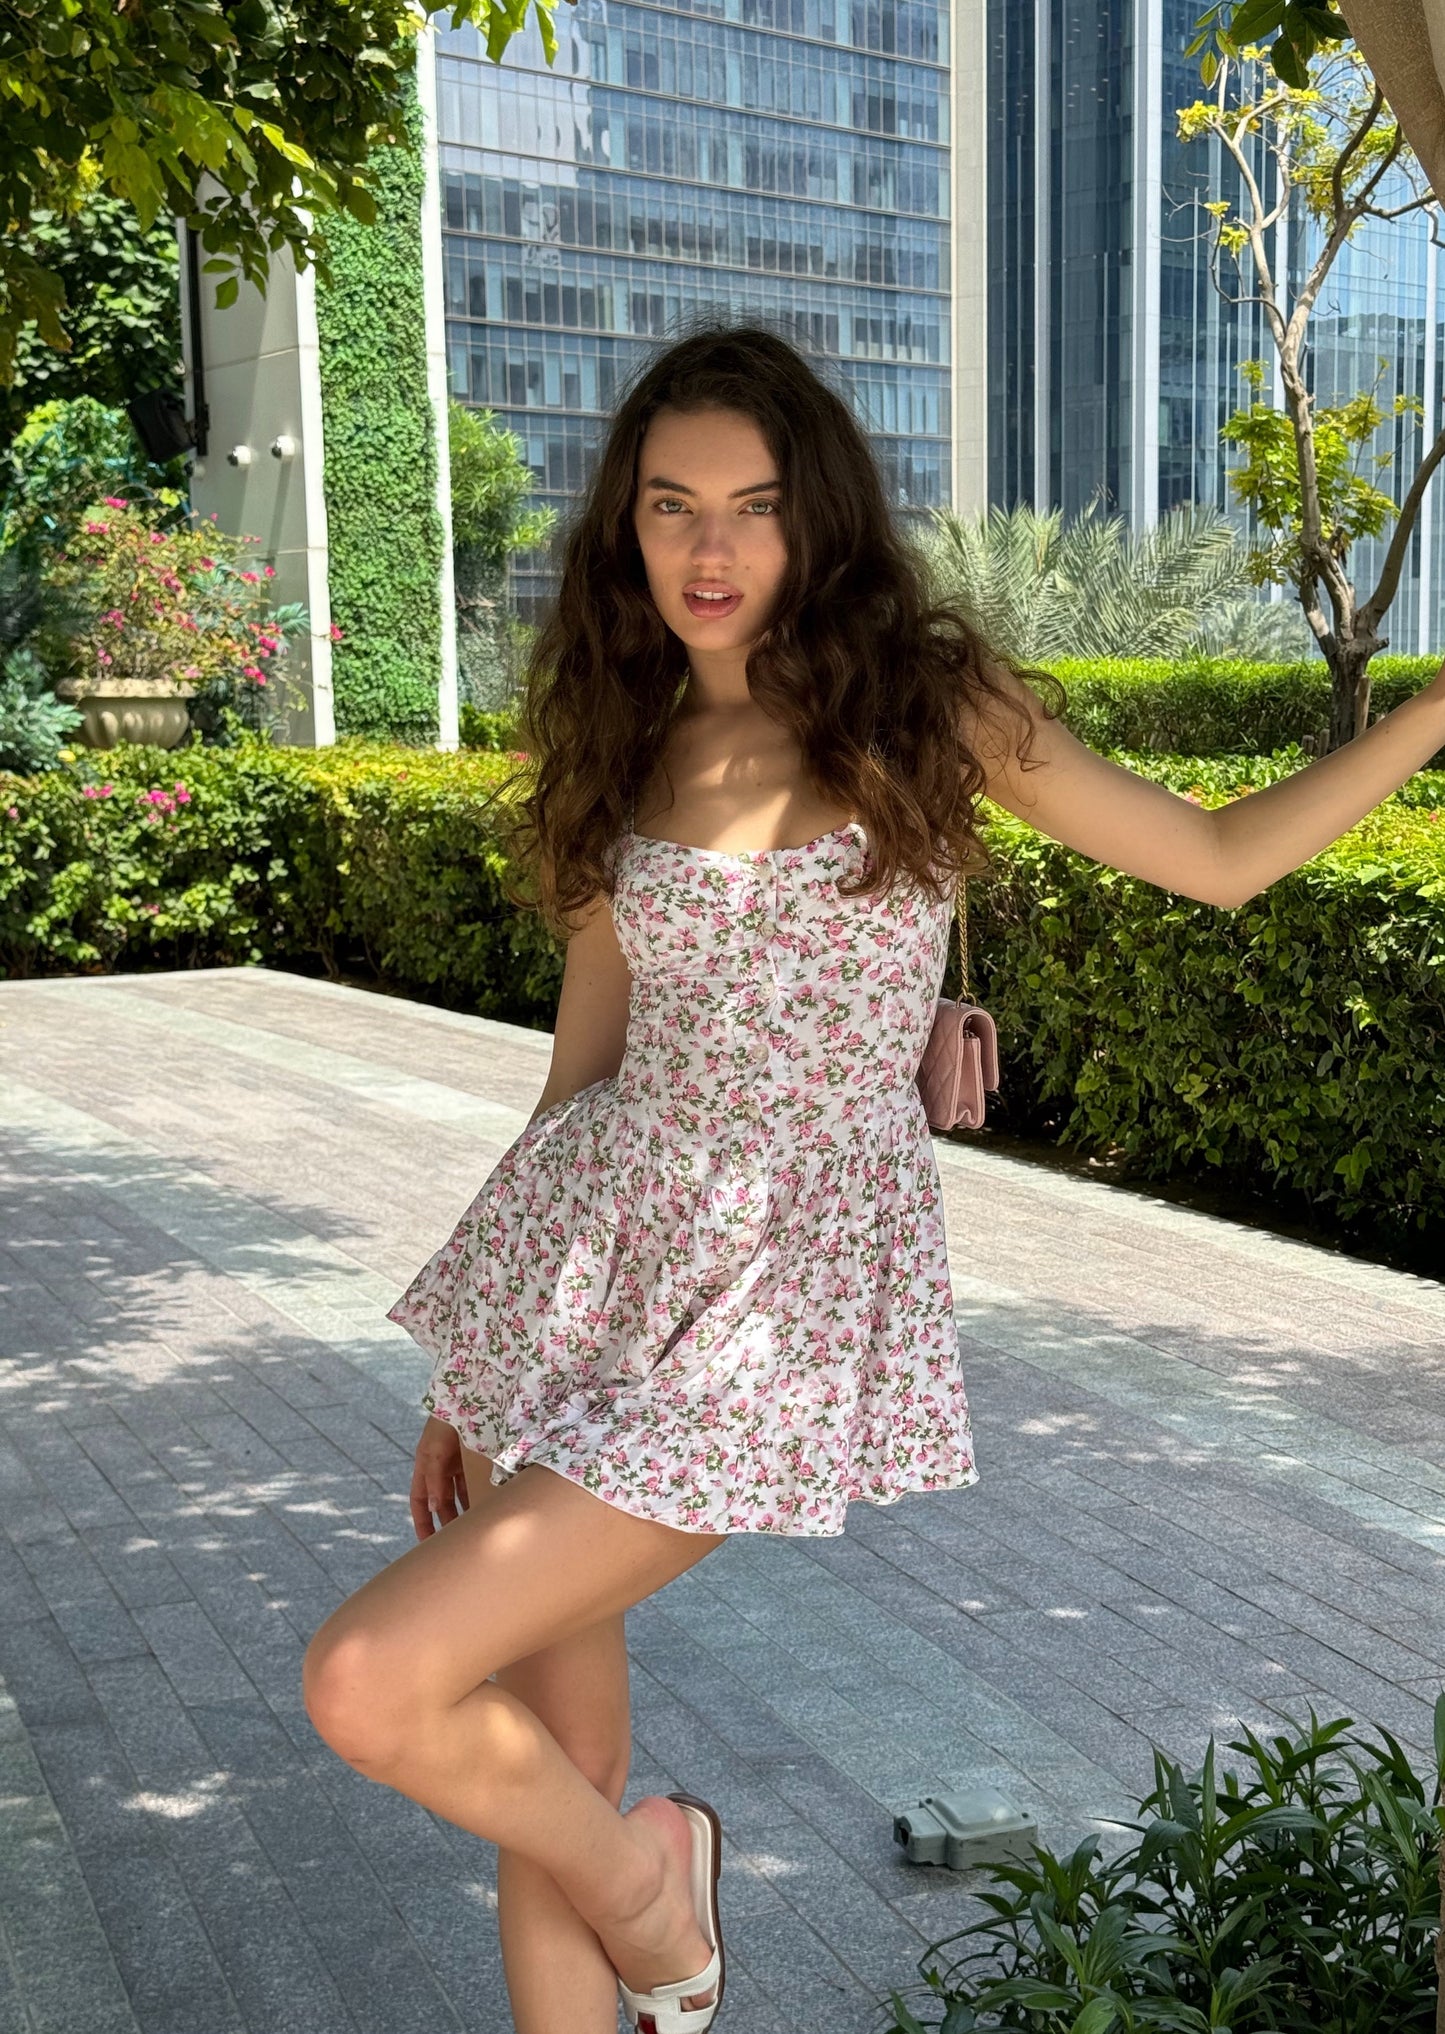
[457,657,1445,765]
[1051,655,1443,761]
[313,75,445,744]
[0,739,562,1021]
[3,737,1441,1245]
[963,791,1443,1244]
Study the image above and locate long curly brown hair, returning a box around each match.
[498,322,1064,933]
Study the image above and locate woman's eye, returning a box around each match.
[655,499,686,514]
[746,499,780,515]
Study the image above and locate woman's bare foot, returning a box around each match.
[601,1795,718,2015]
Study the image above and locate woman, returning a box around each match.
[302,325,1445,2033]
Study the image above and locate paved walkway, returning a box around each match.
[2,965,1443,2034]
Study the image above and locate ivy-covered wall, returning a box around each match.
[314,70,444,743]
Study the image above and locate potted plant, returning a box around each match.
[43,498,310,749]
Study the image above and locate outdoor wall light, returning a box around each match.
[271,434,297,461]
[226,444,253,468]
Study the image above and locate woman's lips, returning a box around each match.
[682,589,742,619]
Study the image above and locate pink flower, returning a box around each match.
[255,674,267,686]
[239,571,260,584]
[83,785,99,798]
[328,623,344,642]
[148,531,167,544]
[100,784,114,796]
[264,565,275,578]
[5,806,17,819]
[83,520,109,534]
[97,649,113,665]
[175,787,191,803]
[199,558,216,571]
[101,495,128,508]
[242,664,263,680]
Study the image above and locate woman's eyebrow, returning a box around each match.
[642,477,781,498]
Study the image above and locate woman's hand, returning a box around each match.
[409,1415,470,1541]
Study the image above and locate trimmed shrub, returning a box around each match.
[1049,656,1442,760]
[3,738,1441,1242]
[0,737,560,1024]
[964,789,1444,1242]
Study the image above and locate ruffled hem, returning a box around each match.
[386,1070,979,1535]
[419,1390,981,1538]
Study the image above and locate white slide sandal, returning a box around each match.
[616,1792,726,2033]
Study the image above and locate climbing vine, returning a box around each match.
[313,71,444,742]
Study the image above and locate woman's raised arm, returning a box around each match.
[970,662,1445,909]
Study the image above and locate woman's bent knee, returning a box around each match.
[303,1620,407,1770]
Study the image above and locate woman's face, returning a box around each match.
[632,406,787,658]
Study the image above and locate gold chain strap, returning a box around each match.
[954,876,970,1001]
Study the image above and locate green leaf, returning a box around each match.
[1071,1995,1125,2034]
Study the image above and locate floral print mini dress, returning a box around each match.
[384,821,979,1536]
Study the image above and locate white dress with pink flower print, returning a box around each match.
[384,821,979,1536]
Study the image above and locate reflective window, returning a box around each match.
[437,0,951,615]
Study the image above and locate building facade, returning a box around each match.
[985,0,1445,653]
[435,0,958,612]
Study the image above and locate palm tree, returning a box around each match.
[923,501,1294,664]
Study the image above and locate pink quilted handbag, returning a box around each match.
[916,878,1000,1132]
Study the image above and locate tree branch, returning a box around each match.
[1361,419,1445,631]
[1330,84,1383,221]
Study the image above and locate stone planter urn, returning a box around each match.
[55,676,197,751]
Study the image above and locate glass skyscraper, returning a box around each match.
[986,0,1445,652]
[435,0,954,612]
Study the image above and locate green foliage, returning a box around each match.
[2,397,186,554]
[1048,656,1443,762]
[1222,374,1422,587]
[1111,742,1445,812]
[0,654,81,777]
[458,703,523,750]
[0,190,182,449]
[0,736,561,1020]
[0,0,564,388]
[38,497,311,744]
[967,784,1445,1243]
[1188,2,1350,91]
[888,1704,1444,2032]
[0,543,84,773]
[924,505,1271,664]
[4,712,1444,1243]
[448,402,555,563]
[313,79,444,744]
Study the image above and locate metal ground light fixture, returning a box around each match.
[892,1786,1038,1870]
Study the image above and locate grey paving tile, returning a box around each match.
[5,970,1445,2034]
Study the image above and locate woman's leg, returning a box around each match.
[460,1447,633,2034]
[302,1457,725,2019]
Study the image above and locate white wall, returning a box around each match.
[180,218,335,747]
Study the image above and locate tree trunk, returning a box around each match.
[1324,635,1377,752]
